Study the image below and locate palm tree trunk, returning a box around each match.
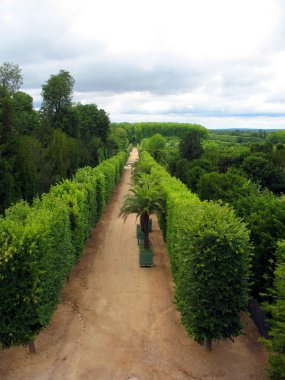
[28,341,36,353]
[141,213,150,249]
[206,338,212,351]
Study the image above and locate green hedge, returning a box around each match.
[47,181,89,258]
[0,150,129,350]
[262,241,285,379]
[0,199,73,348]
[139,151,251,348]
[74,166,100,227]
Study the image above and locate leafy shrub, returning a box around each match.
[0,198,73,348]
[262,241,285,379]
[139,151,251,349]
[0,149,129,350]
[49,180,90,258]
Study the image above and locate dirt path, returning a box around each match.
[0,149,268,380]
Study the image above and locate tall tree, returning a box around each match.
[41,70,75,129]
[76,103,110,143]
[47,129,73,183]
[0,62,23,94]
[236,192,285,299]
[0,87,13,145]
[144,133,166,162]
[179,129,205,161]
[0,63,23,145]
[12,91,39,135]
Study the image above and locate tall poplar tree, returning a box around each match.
[40,70,75,129]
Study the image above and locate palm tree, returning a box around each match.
[131,159,152,184]
[119,181,164,249]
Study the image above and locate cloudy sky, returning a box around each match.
[1,0,285,129]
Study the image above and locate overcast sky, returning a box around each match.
[1,0,285,129]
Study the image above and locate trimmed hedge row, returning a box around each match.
[262,241,285,379]
[139,151,251,347]
[0,150,129,349]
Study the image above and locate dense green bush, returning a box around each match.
[0,199,73,348]
[0,150,129,350]
[236,192,285,299]
[139,151,251,349]
[74,166,100,227]
[262,241,285,379]
[173,201,250,349]
[107,151,128,180]
[96,161,116,201]
[48,180,90,258]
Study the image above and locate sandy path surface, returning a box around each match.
[0,149,268,380]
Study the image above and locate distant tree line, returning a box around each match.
[0,62,129,214]
[113,121,208,144]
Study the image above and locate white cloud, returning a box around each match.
[0,0,284,128]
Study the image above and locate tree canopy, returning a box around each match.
[179,129,205,161]
[0,62,23,94]
[41,70,75,128]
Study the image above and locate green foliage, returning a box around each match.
[173,131,285,304]
[119,176,164,249]
[76,103,110,144]
[0,62,23,94]
[0,86,13,144]
[41,70,75,129]
[186,165,206,193]
[202,141,248,173]
[47,129,75,182]
[131,156,153,183]
[0,150,128,349]
[209,129,267,144]
[174,202,251,346]
[96,161,116,201]
[92,168,106,219]
[12,91,39,135]
[107,151,126,183]
[11,136,49,202]
[273,146,285,171]
[262,241,285,379]
[266,130,285,145]
[242,154,284,191]
[0,199,73,348]
[197,170,259,204]
[0,64,129,216]
[236,192,285,298]
[120,179,164,222]
[0,155,16,214]
[139,151,251,348]
[141,133,167,162]
[174,158,190,184]
[250,142,273,155]
[106,126,128,154]
[179,129,205,161]
[74,166,99,226]
[119,122,208,142]
[49,180,90,258]
[94,151,127,201]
